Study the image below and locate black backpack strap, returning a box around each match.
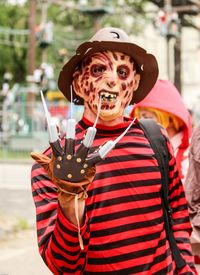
[139,118,186,269]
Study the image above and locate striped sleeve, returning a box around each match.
[167,140,198,275]
[31,158,90,275]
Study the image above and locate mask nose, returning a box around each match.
[106,80,116,88]
[106,72,118,88]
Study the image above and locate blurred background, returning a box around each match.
[0,0,200,156]
[0,0,200,274]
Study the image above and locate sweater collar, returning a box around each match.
[78,116,138,135]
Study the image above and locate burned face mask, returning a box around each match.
[72,50,140,121]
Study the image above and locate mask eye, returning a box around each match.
[91,64,106,77]
[117,65,130,80]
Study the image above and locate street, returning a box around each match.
[0,162,199,274]
[0,230,52,275]
[0,162,51,274]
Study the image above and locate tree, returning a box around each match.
[35,0,151,81]
[0,0,29,85]
[0,0,151,86]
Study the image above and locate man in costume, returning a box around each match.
[31,27,197,274]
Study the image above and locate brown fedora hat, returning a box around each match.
[58,27,159,105]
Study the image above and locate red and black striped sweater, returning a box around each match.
[31,117,197,275]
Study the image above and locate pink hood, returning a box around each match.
[131,79,192,148]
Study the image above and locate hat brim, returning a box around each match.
[58,41,159,105]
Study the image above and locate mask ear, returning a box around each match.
[133,73,141,91]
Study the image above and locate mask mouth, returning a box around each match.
[99,90,118,103]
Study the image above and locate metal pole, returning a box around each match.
[94,0,102,31]
[41,1,48,63]
[166,36,171,80]
[27,0,36,76]
[165,0,172,80]
[174,28,182,93]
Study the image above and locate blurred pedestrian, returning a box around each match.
[130,79,192,183]
[185,123,200,263]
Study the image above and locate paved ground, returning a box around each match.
[0,230,52,275]
[0,162,52,274]
[0,162,200,274]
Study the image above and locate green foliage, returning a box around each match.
[0,1,28,85]
[0,0,151,87]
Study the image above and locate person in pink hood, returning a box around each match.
[130,79,192,183]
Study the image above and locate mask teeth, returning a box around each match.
[93,96,102,128]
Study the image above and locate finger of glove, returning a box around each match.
[30,152,52,176]
[64,138,75,156]
[31,152,51,164]
[86,152,102,167]
[50,140,63,157]
[76,143,89,161]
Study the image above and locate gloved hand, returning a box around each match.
[31,138,102,202]
[31,135,104,250]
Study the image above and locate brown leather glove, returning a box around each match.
[31,139,101,202]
